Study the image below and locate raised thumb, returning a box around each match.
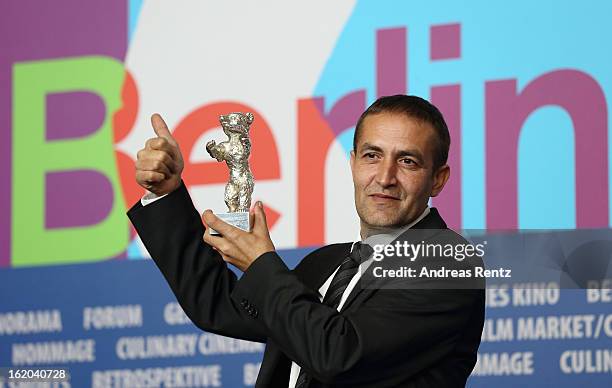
[151,113,175,142]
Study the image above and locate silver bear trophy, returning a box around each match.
[205,112,255,232]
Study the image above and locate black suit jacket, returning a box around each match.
[127,182,485,387]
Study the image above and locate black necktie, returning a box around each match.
[322,242,373,309]
[295,242,373,388]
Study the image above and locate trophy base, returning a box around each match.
[209,212,250,235]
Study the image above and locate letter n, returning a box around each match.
[486,70,608,229]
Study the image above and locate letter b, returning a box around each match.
[12,56,127,266]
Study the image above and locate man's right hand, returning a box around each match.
[135,113,184,196]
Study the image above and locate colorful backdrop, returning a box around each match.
[1,0,611,386]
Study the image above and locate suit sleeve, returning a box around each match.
[127,181,266,343]
[231,251,483,385]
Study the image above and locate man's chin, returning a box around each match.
[363,215,405,229]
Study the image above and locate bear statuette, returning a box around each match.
[206,112,255,233]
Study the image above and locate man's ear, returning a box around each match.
[430,164,450,197]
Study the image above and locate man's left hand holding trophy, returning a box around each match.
[135,113,275,272]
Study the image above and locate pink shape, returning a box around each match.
[315,90,367,137]
[376,27,407,98]
[430,23,461,60]
[45,170,114,229]
[46,92,106,140]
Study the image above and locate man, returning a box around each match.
[128,95,485,387]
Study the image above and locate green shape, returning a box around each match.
[12,56,128,267]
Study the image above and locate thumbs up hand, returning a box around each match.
[135,113,184,196]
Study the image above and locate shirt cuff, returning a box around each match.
[141,191,169,206]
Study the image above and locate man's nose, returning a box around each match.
[376,159,397,187]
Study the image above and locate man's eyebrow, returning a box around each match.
[359,143,425,162]
[359,143,382,152]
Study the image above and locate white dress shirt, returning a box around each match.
[141,191,167,206]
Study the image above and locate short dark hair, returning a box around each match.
[353,95,451,170]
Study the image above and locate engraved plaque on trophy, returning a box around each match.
[205,112,254,234]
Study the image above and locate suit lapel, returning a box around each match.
[293,243,353,295]
[340,208,448,311]
[259,247,351,387]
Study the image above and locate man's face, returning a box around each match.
[350,112,449,234]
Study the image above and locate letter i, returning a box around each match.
[429,23,462,229]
